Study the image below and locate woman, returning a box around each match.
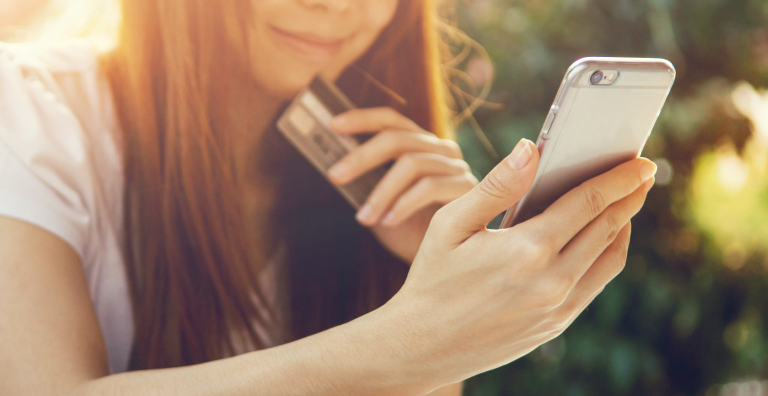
[0,0,656,395]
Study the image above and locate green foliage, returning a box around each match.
[452,0,768,394]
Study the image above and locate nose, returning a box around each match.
[298,0,351,12]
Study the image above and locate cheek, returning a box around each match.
[349,1,400,58]
[366,0,400,34]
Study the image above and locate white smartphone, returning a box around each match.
[500,57,676,228]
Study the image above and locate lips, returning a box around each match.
[269,26,346,59]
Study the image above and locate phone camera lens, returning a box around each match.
[590,71,604,85]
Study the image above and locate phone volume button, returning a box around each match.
[540,111,557,139]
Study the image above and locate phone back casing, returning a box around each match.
[500,58,676,228]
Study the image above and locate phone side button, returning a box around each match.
[540,111,557,139]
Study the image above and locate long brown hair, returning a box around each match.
[102,0,451,369]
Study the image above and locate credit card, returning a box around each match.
[276,76,388,209]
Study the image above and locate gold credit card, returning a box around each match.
[276,76,388,209]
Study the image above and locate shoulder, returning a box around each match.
[0,39,123,259]
[0,39,99,73]
[0,39,116,133]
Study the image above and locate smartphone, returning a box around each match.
[500,57,676,228]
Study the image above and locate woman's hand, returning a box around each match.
[328,107,478,262]
[362,139,657,394]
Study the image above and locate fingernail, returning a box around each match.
[327,163,349,183]
[356,205,375,224]
[640,162,657,181]
[508,139,533,170]
[382,211,396,226]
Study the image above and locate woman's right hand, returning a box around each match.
[372,138,657,394]
[0,135,654,396]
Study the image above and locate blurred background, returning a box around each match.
[2,0,766,395]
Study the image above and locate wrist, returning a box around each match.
[330,303,435,396]
[248,292,443,395]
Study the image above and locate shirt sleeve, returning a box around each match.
[0,45,95,260]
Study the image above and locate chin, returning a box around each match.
[253,64,325,101]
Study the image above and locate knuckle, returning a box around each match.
[614,254,627,275]
[547,308,574,331]
[612,240,629,274]
[545,283,571,309]
[441,139,463,158]
[538,233,559,254]
[417,176,440,192]
[582,185,608,218]
[397,152,419,170]
[518,238,549,263]
[478,170,514,201]
[599,212,623,245]
[535,284,569,310]
[338,153,360,170]
[375,130,399,153]
[377,129,397,142]
[558,308,577,330]
[451,158,472,173]
[552,272,577,296]
[559,298,580,318]
[528,227,558,253]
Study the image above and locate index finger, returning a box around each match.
[331,107,423,135]
[530,158,656,250]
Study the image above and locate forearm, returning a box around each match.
[72,310,430,396]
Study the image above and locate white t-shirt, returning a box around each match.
[0,40,280,374]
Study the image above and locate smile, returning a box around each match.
[269,26,347,59]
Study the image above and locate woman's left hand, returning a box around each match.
[327,107,478,263]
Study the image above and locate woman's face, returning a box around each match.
[248,0,400,99]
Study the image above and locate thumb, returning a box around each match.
[436,139,539,246]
